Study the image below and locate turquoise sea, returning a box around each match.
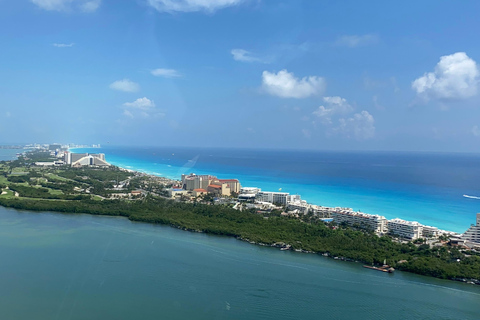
[74,146,480,233]
[0,207,479,320]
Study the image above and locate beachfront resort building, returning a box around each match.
[387,218,423,240]
[240,187,261,195]
[460,213,480,245]
[422,225,440,238]
[64,152,109,167]
[256,191,291,205]
[218,179,241,194]
[181,174,241,196]
[182,174,216,191]
[331,209,388,234]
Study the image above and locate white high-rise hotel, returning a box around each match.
[461,213,480,244]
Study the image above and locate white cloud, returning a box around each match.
[309,96,375,140]
[80,0,101,12]
[123,110,134,118]
[335,34,379,47]
[312,96,353,124]
[336,111,375,140]
[122,97,165,119]
[262,69,326,98]
[109,79,140,93]
[53,43,75,48]
[147,0,244,13]
[231,49,262,63]
[472,126,480,137]
[31,0,101,12]
[123,97,155,110]
[412,52,479,100]
[151,68,181,78]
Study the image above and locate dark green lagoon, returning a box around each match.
[0,206,479,320]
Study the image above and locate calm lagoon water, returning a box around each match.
[0,207,479,320]
[2,147,480,318]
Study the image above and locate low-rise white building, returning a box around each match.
[331,209,388,234]
[240,187,261,195]
[387,218,423,240]
[422,225,440,238]
[287,200,309,214]
[167,188,189,198]
[256,191,290,205]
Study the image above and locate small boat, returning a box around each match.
[363,259,395,273]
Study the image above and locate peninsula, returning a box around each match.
[1,147,480,284]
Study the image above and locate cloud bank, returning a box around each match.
[151,68,182,78]
[122,97,165,119]
[109,79,140,93]
[147,0,244,13]
[262,69,326,98]
[311,96,375,140]
[231,49,262,63]
[412,52,479,100]
[313,96,354,124]
[31,0,101,12]
[336,111,375,140]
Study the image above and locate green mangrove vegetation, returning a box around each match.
[1,152,480,283]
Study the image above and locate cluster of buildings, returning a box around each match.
[33,146,480,246]
[31,143,110,167]
[167,173,241,198]
[169,177,467,241]
[329,208,456,240]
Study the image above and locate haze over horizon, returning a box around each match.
[1,0,480,152]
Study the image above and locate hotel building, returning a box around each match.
[256,191,290,205]
[181,174,216,191]
[331,209,388,234]
[461,213,480,245]
[64,152,109,167]
[387,218,423,240]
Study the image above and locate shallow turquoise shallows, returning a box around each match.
[0,207,479,320]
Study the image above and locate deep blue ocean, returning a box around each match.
[73,146,480,233]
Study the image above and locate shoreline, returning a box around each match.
[1,152,480,284]
[71,147,464,234]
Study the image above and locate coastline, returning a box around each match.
[1,150,480,283]
[72,147,471,233]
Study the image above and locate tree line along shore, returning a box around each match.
[1,151,480,284]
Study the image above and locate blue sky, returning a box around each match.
[1,0,480,152]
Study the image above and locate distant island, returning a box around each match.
[1,146,480,284]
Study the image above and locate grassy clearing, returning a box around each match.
[0,189,14,198]
[0,176,8,185]
[45,173,71,182]
[11,167,28,173]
